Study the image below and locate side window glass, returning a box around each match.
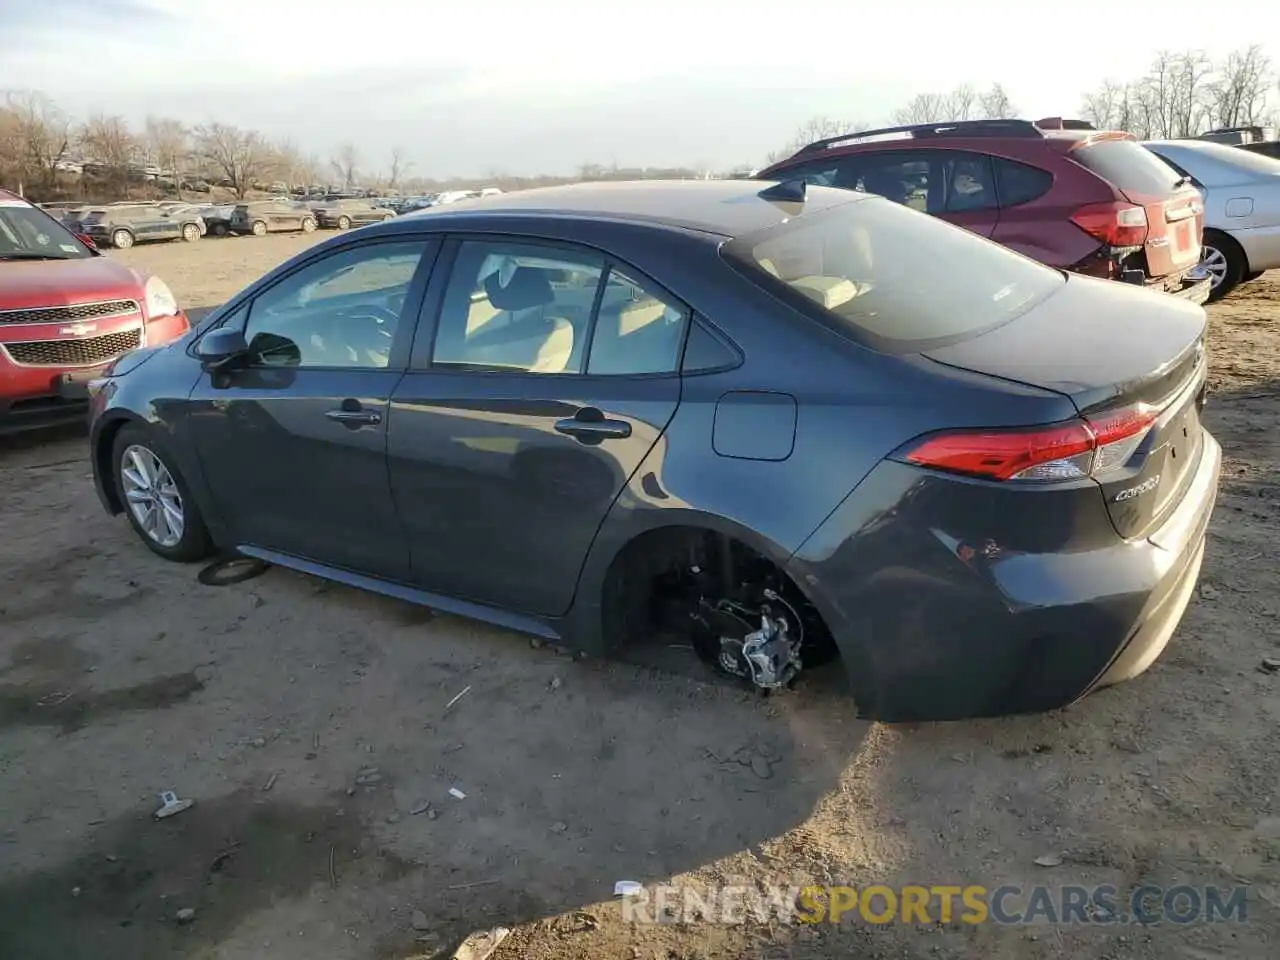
[587,267,689,376]
[432,240,603,374]
[681,318,739,373]
[993,158,1054,207]
[243,240,427,369]
[856,153,930,211]
[941,153,998,213]
[772,160,841,187]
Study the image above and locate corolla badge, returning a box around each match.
[59,322,97,336]
[1115,474,1161,502]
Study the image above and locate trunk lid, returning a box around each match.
[1071,137,1204,280]
[922,273,1208,538]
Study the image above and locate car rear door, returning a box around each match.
[387,235,686,617]
[185,237,438,579]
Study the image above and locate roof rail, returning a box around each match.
[1036,117,1096,130]
[794,118,1044,155]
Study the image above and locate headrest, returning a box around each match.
[484,266,554,312]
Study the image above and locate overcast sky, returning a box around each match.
[2,0,1276,178]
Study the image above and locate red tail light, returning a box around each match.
[1070,201,1148,247]
[901,405,1159,482]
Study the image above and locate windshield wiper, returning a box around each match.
[0,252,68,261]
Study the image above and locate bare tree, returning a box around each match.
[765,116,862,164]
[80,113,136,194]
[977,83,1016,119]
[1208,45,1273,128]
[388,146,410,191]
[193,121,267,198]
[330,142,360,189]
[941,83,978,121]
[4,91,73,191]
[144,116,188,187]
[891,93,949,125]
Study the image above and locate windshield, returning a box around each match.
[0,199,93,260]
[723,196,1063,352]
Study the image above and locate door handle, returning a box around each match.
[554,408,631,443]
[325,400,382,427]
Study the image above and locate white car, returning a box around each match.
[1144,139,1280,300]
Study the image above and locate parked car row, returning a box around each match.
[40,196,398,248]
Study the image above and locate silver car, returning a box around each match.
[1144,139,1280,300]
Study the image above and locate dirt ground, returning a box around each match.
[2,232,1278,960]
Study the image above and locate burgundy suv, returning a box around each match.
[0,189,189,434]
[757,118,1209,302]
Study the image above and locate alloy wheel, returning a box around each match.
[121,444,185,548]
[1201,245,1228,290]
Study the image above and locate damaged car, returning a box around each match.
[86,180,1219,721]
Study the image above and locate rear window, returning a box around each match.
[723,196,1063,351]
[1073,139,1183,198]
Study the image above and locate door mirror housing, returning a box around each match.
[197,328,249,370]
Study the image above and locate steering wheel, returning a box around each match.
[307,303,399,366]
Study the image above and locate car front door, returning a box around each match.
[186,237,439,579]
[387,236,687,616]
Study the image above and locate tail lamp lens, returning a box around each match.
[901,404,1159,482]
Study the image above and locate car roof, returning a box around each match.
[0,188,31,205]
[401,179,868,236]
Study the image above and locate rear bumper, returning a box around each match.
[1169,272,1213,305]
[788,432,1221,722]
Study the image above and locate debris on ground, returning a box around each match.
[175,907,196,924]
[448,787,467,800]
[750,756,773,779]
[450,927,510,960]
[261,773,278,792]
[1034,854,1063,868]
[550,676,563,691]
[614,880,644,897]
[550,821,568,833]
[1260,657,1280,674]
[409,799,432,816]
[411,909,430,931]
[1200,583,1220,600]
[354,767,383,786]
[154,790,194,820]
[444,685,472,711]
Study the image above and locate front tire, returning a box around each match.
[251,219,268,237]
[113,425,212,562]
[337,215,352,230]
[181,223,201,242]
[301,216,316,232]
[111,229,134,249]
[1202,230,1246,302]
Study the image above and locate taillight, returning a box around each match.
[901,404,1159,482]
[1070,201,1148,247]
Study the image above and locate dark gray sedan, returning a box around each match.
[86,180,1219,721]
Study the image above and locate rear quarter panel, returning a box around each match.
[989,145,1115,268]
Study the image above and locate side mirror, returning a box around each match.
[197,328,249,370]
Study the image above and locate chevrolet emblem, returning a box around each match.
[59,322,97,336]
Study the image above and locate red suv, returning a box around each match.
[0,189,189,434]
[757,118,1210,302]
